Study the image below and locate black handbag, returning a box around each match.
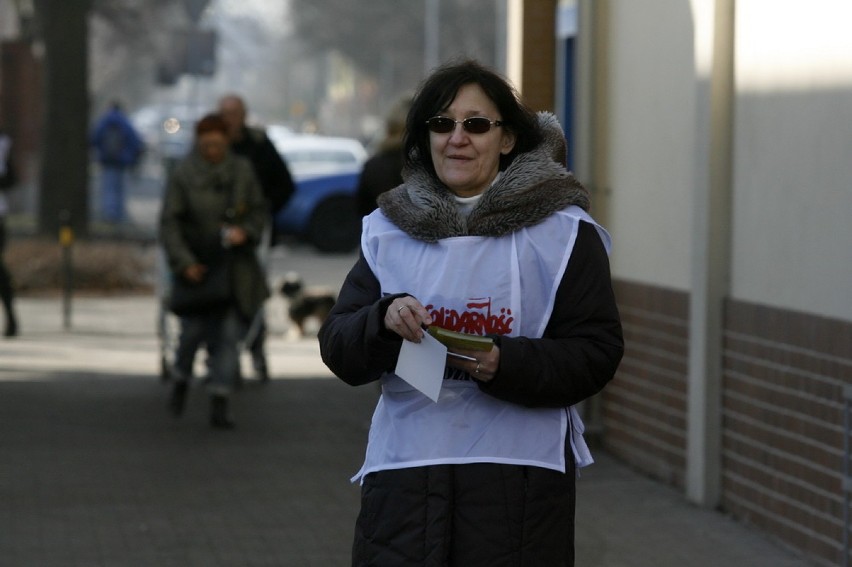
[168,255,232,316]
[167,175,239,316]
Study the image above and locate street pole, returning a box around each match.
[424,0,440,74]
[58,209,74,330]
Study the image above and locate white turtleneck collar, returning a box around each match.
[452,172,503,218]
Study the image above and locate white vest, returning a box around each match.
[353,205,610,483]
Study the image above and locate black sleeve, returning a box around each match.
[318,252,409,386]
[355,159,378,217]
[479,221,624,407]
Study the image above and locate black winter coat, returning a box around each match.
[318,112,623,566]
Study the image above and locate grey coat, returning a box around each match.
[159,150,269,319]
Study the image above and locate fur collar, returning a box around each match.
[377,112,590,242]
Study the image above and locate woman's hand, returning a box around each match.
[182,263,207,284]
[222,225,248,247]
[385,297,433,343]
[446,345,501,383]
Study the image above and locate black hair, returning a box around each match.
[403,59,542,178]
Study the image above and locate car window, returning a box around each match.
[283,150,360,165]
[274,135,367,179]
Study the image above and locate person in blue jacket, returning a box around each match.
[90,101,144,224]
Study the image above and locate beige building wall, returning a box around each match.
[594,0,696,290]
[588,0,852,319]
[731,1,852,320]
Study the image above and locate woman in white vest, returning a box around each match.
[319,60,623,566]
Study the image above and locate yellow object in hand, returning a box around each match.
[427,326,494,351]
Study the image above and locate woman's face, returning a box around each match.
[197,130,229,164]
[429,83,516,198]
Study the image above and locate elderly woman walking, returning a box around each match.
[159,114,269,429]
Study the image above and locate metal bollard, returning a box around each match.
[58,210,74,330]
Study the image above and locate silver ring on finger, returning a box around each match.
[397,305,409,314]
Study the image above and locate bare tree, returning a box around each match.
[289,0,498,102]
[33,0,92,236]
[90,1,190,111]
[30,0,207,236]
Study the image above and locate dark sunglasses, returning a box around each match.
[425,116,503,134]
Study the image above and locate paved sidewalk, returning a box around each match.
[0,294,814,566]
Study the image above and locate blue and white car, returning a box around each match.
[272,134,367,253]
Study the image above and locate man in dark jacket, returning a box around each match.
[219,94,295,382]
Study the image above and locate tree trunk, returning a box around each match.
[34,0,91,237]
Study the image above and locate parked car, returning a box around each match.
[274,170,362,253]
[265,124,295,148]
[272,134,368,253]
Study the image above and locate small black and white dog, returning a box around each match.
[279,271,337,336]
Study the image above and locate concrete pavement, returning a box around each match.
[0,260,815,566]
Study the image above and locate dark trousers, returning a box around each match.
[173,307,244,396]
[246,314,266,369]
[246,223,272,372]
[353,460,577,567]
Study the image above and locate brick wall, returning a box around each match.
[722,300,852,566]
[603,279,690,487]
[601,280,852,566]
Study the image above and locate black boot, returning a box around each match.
[169,380,188,416]
[4,316,17,338]
[210,395,235,429]
[253,357,269,383]
[3,309,17,338]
